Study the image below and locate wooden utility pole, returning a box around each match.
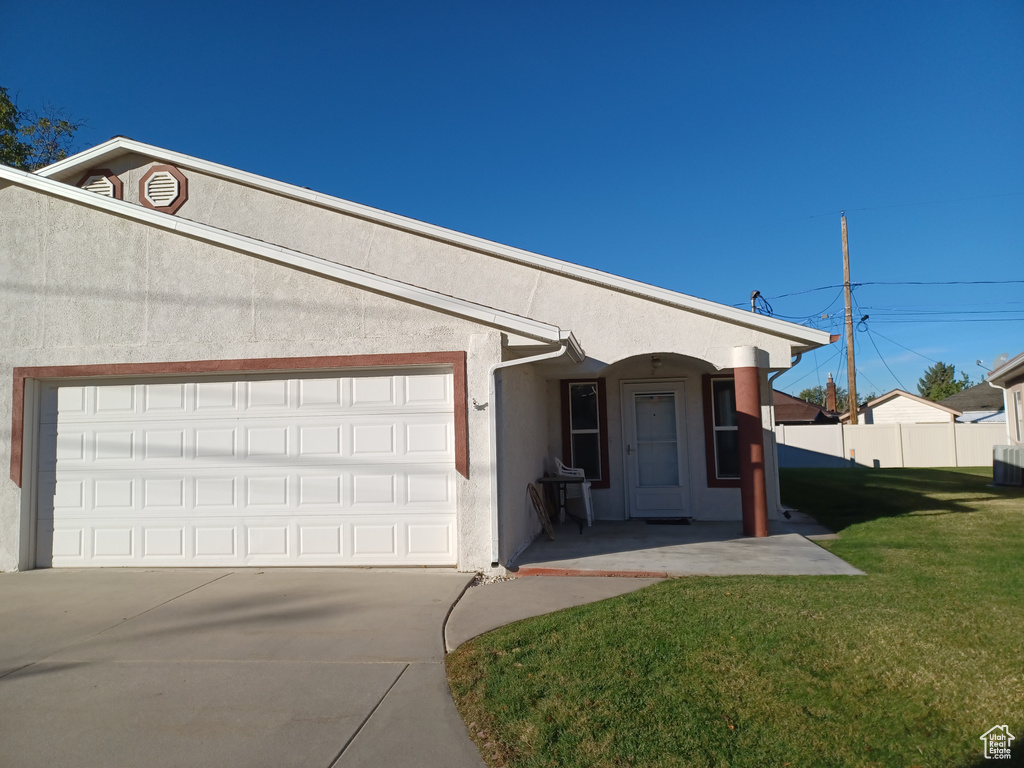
[842,212,859,424]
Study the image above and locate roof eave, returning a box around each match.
[849,388,962,416]
[35,136,131,180]
[988,351,1024,387]
[4,165,569,346]
[36,138,831,351]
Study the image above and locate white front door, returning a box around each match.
[622,382,690,518]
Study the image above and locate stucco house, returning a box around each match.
[988,352,1024,444]
[988,351,1024,485]
[840,389,960,425]
[0,138,831,573]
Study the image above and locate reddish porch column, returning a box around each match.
[733,346,769,537]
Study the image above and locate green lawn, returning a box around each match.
[447,468,1024,768]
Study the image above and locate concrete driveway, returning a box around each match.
[0,568,484,768]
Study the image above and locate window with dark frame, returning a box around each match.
[712,379,740,478]
[703,375,740,486]
[561,379,609,488]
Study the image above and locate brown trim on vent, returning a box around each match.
[11,352,469,487]
[75,168,123,199]
[138,164,189,214]
[702,373,741,489]
[559,378,610,489]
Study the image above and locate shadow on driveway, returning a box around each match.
[0,568,484,768]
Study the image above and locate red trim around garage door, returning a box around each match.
[10,352,469,487]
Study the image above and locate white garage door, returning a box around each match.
[36,369,457,567]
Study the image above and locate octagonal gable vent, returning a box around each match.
[76,169,123,199]
[138,165,188,214]
[83,175,115,196]
[144,172,178,206]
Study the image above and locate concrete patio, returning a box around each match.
[510,518,863,577]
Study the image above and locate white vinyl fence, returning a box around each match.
[776,422,1008,469]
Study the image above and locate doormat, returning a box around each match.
[645,518,692,525]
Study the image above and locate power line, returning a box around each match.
[868,317,1024,324]
[767,284,847,300]
[734,279,1024,308]
[858,279,1024,287]
[835,332,848,398]
[867,329,941,365]
[730,284,845,307]
[855,367,885,395]
[780,340,845,389]
[811,346,823,392]
[864,327,908,391]
[778,280,1019,301]
[832,289,1024,326]
[773,288,846,322]
[859,301,1024,309]
[862,309,1024,316]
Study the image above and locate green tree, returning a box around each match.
[0,86,85,170]
[0,87,29,169]
[798,385,874,413]
[917,362,971,401]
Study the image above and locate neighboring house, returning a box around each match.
[840,389,961,425]
[772,390,839,425]
[938,382,1006,423]
[0,138,831,573]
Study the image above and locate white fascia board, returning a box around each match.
[34,137,130,179]
[561,331,586,363]
[863,388,961,415]
[3,165,566,345]
[38,138,831,350]
[988,351,1024,388]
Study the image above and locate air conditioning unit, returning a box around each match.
[993,445,1024,486]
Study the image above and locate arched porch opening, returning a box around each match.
[550,349,770,535]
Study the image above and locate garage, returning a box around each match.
[34,368,457,567]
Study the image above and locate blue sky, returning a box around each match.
[5,1,1022,397]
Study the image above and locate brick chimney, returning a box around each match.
[826,373,837,412]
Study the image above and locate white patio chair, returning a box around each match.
[554,457,594,526]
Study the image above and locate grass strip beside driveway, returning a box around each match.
[447,468,1024,768]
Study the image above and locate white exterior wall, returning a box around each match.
[96,158,808,372]
[760,370,784,520]
[0,185,505,572]
[496,364,551,563]
[1005,381,1024,446]
[863,396,955,424]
